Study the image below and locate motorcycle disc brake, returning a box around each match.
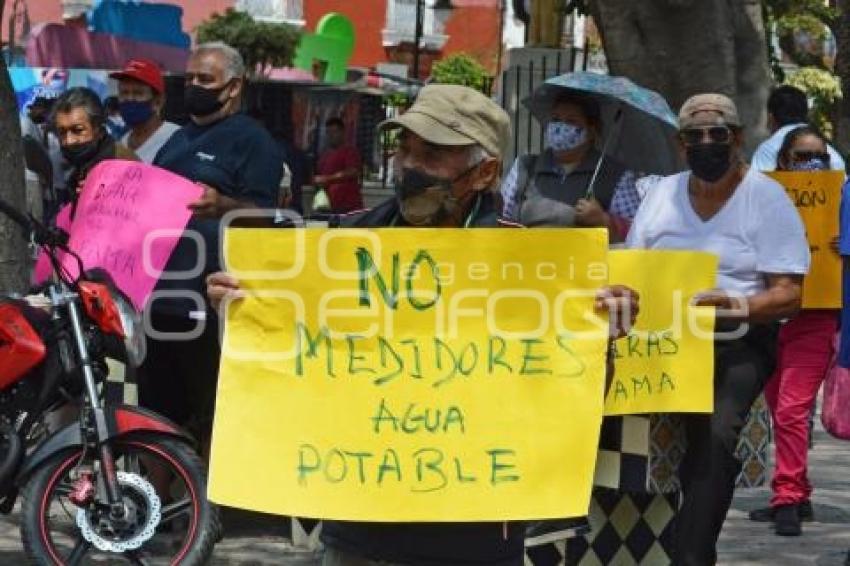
[75,471,162,553]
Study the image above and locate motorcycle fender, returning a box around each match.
[16,405,194,485]
[15,424,81,485]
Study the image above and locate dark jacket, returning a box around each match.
[152,113,283,317]
[333,192,499,229]
[515,148,627,227]
[67,135,138,219]
[321,191,525,566]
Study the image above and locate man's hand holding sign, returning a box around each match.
[188,182,261,220]
[206,228,641,521]
[605,250,717,416]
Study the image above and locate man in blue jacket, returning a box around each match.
[139,41,282,447]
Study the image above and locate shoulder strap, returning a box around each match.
[515,154,538,207]
[590,158,628,210]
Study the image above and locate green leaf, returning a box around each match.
[196,8,302,74]
[785,66,842,137]
[431,53,490,93]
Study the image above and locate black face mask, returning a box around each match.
[686,143,733,183]
[394,168,452,199]
[393,165,479,226]
[184,83,229,118]
[61,139,101,166]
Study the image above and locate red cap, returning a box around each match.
[110,59,165,94]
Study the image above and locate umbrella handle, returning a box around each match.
[585,105,624,201]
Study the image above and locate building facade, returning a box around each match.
[3,0,502,76]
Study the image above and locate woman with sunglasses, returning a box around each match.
[748,126,840,536]
[627,94,811,565]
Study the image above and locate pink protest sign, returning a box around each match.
[35,160,202,309]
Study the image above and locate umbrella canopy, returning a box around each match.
[524,72,684,177]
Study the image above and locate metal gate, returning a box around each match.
[497,47,584,165]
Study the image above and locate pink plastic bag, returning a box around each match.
[821,332,850,440]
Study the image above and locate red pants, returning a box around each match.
[765,310,838,507]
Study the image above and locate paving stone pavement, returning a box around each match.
[0,425,846,564]
[718,424,850,566]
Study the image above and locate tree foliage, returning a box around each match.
[764,0,838,75]
[786,66,843,136]
[431,53,490,93]
[766,0,839,31]
[761,0,849,145]
[776,13,829,69]
[196,9,301,76]
[567,0,850,152]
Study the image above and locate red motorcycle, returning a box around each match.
[0,198,219,564]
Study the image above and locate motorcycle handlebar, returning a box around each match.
[0,197,83,285]
[0,197,34,235]
[0,197,68,251]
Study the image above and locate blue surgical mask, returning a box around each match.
[790,158,829,172]
[119,100,154,127]
[545,121,588,152]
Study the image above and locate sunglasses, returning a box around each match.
[790,150,830,164]
[679,126,733,146]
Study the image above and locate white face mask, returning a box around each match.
[545,121,588,152]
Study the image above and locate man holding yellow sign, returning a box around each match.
[207,86,638,566]
[627,93,810,564]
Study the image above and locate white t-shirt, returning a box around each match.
[626,169,810,297]
[121,121,181,164]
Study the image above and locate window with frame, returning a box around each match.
[383,0,449,50]
[235,0,304,26]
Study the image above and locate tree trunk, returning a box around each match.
[588,0,771,155]
[0,0,30,294]
[832,1,850,154]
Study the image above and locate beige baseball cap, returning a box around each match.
[380,84,511,158]
[679,93,741,129]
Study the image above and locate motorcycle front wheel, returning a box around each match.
[20,434,220,565]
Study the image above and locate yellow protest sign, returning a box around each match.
[209,228,610,522]
[768,171,843,309]
[605,250,717,415]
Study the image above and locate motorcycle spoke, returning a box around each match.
[159,497,192,524]
[53,478,81,521]
[55,501,78,524]
[67,538,91,566]
[120,453,142,475]
[125,549,150,566]
[54,481,75,498]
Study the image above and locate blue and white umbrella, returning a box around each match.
[525,72,683,185]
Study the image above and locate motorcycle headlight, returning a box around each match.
[114,294,146,368]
